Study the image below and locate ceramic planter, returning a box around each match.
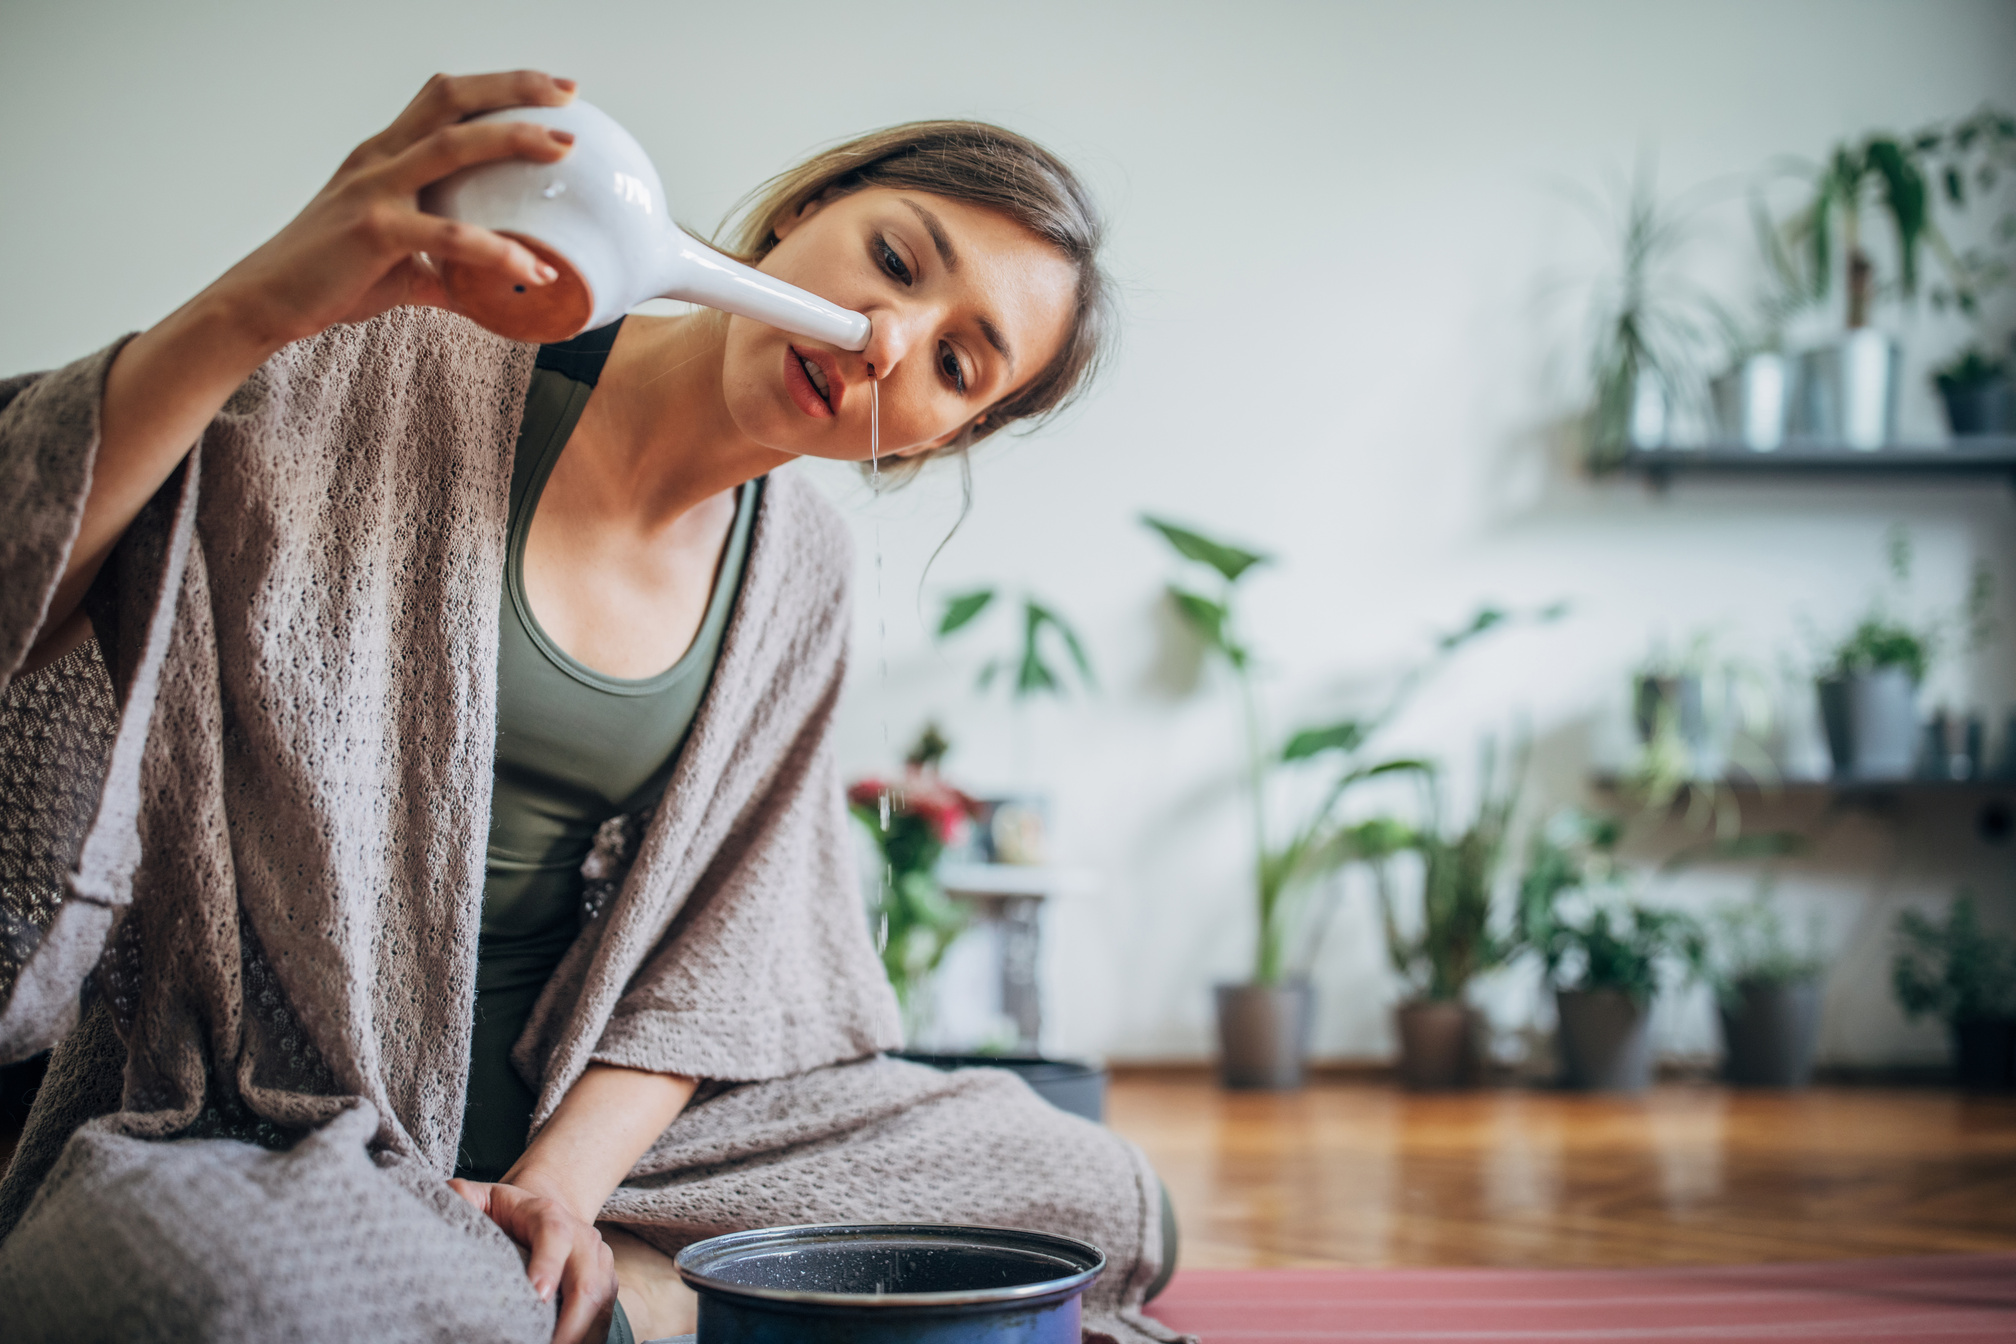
[1794,331,1899,450]
[1555,988,1654,1092]
[1394,1000,1481,1090]
[1719,978,1822,1088]
[1952,1019,2016,1091]
[1710,353,1790,451]
[1937,377,2013,438]
[1817,669,1920,780]
[1215,982,1314,1090]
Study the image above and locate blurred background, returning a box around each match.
[3,0,2011,1093]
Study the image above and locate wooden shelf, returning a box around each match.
[1614,440,2016,490]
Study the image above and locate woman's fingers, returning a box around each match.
[369,70,576,161]
[552,1240,618,1344]
[376,118,574,199]
[379,210,555,288]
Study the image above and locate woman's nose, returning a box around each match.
[858,307,923,382]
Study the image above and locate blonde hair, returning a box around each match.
[717,121,1113,483]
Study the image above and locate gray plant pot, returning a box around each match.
[1938,376,2013,438]
[1817,669,1920,780]
[1215,981,1314,1091]
[1633,674,1708,749]
[1711,352,1790,451]
[1555,988,1653,1092]
[1718,978,1822,1088]
[1794,331,1899,449]
[1395,1000,1481,1090]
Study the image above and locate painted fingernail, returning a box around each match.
[536,263,559,284]
[553,77,577,92]
[548,129,575,146]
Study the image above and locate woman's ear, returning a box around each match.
[770,192,830,242]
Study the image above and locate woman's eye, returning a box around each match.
[939,342,968,393]
[876,237,913,286]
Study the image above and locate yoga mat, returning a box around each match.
[1148,1256,2016,1341]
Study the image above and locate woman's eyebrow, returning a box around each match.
[900,197,1016,372]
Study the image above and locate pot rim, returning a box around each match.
[674,1222,1106,1310]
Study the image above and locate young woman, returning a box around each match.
[0,71,1180,1344]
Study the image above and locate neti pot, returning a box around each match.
[419,100,870,351]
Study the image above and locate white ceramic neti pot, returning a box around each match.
[419,100,870,349]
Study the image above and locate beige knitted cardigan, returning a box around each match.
[0,305,904,1141]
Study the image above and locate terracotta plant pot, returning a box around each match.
[1394,1000,1481,1090]
[1556,988,1654,1092]
[1719,979,1823,1088]
[1215,982,1314,1091]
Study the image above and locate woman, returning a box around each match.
[0,71,1181,1344]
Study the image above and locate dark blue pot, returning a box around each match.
[675,1223,1105,1344]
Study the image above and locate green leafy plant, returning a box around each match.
[1359,743,1525,1003]
[1934,347,2009,393]
[847,752,978,1034]
[1823,526,1996,685]
[935,588,1095,700]
[1707,888,1827,1001]
[1922,105,2016,324]
[1795,132,1934,328]
[1893,894,2016,1025]
[1565,161,1720,468]
[1517,811,1706,1003]
[1143,513,1564,986]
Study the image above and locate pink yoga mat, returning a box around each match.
[1147,1257,2016,1342]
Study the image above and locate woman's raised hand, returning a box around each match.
[214,70,579,347]
[24,71,582,672]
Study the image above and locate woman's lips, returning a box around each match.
[785,345,838,419]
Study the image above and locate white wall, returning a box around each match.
[4,1,2012,1068]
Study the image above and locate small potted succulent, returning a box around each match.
[1708,887,1828,1087]
[1519,812,1707,1091]
[1932,346,2013,437]
[1893,893,2016,1091]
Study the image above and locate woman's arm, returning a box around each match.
[451,1065,697,1344]
[23,69,580,668]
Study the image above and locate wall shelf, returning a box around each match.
[1589,774,2014,844]
[1614,440,2016,491]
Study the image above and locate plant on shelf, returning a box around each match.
[1794,131,1935,330]
[1624,632,1777,839]
[935,587,1097,701]
[1817,526,1996,780]
[1518,810,1707,1091]
[1893,892,2016,1089]
[1565,160,1720,468]
[847,728,979,1038]
[1923,105,2016,435]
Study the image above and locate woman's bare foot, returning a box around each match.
[600,1224,698,1339]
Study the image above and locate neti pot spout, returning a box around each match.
[418,99,870,351]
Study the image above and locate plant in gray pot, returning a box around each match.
[1893,893,2016,1091]
[1347,744,1524,1090]
[1708,886,1828,1087]
[1518,812,1707,1092]
[1932,347,2013,437]
[1923,107,2015,436]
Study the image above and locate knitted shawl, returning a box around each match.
[0,307,902,1170]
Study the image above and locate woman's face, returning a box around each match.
[719,186,1078,462]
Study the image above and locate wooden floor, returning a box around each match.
[1108,1069,2016,1269]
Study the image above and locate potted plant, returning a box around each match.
[1933,347,2013,437]
[1518,812,1707,1091]
[1893,893,2016,1091]
[1358,744,1524,1090]
[1815,527,1995,780]
[1707,885,1828,1087]
[1786,130,1936,448]
[1567,161,1718,468]
[1141,515,1555,1089]
[933,586,1097,865]
[1924,107,2016,437]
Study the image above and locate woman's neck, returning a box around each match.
[567,312,788,536]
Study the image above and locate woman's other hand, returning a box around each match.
[215,70,577,348]
[450,1176,618,1344]
[25,70,578,674]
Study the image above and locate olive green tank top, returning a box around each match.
[456,323,761,1181]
